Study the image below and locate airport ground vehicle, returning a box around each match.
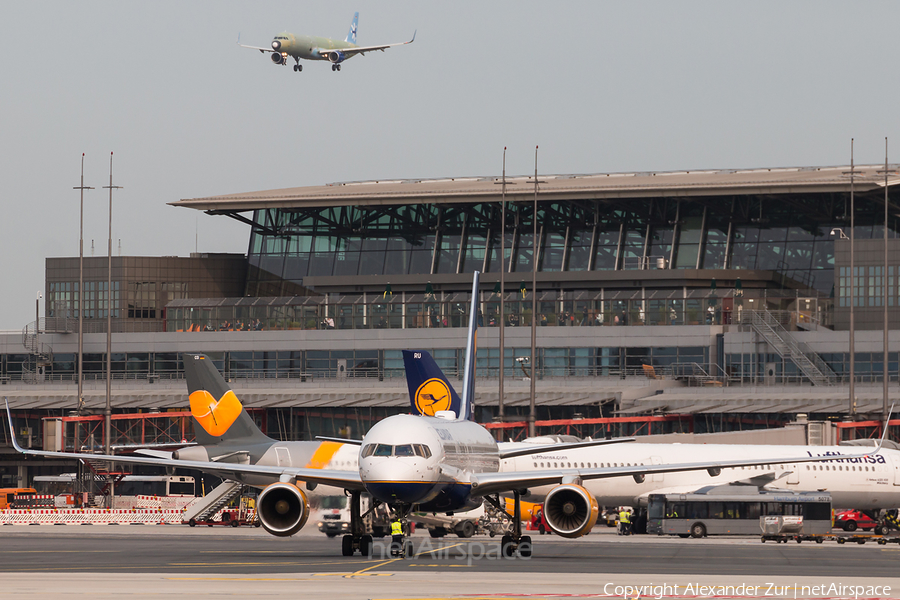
[647,490,832,538]
[416,505,483,538]
[835,508,882,532]
[316,495,351,537]
[0,488,37,509]
[315,494,393,538]
[528,507,549,534]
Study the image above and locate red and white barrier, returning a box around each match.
[0,508,185,525]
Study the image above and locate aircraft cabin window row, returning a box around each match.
[361,443,431,458]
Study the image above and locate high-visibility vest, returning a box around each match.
[391,521,403,536]
[619,511,630,524]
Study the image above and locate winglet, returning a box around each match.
[237,32,241,45]
[873,403,896,454]
[409,30,416,44]
[5,398,26,454]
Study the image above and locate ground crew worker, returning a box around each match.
[391,518,404,556]
[619,509,631,535]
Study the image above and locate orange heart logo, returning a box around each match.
[189,390,242,437]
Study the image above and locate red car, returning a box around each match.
[835,509,878,532]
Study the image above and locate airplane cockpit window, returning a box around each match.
[361,444,376,458]
[394,445,414,457]
[414,444,432,458]
[373,444,393,457]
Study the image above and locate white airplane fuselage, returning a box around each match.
[359,414,499,512]
[504,443,900,509]
[271,32,358,62]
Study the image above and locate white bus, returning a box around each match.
[34,474,196,497]
[647,490,832,538]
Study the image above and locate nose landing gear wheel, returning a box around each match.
[361,534,373,556]
[518,535,533,558]
[341,534,354,557]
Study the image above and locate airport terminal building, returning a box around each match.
[3,163,900,485]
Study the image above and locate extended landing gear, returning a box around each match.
[293,63,303,72]
[331,63,341,72]
[340,491,374,557]
[485,491,532,558]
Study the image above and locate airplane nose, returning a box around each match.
[362,461,436,504]
[272,40,281,50]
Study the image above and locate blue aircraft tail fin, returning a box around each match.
[403,272,479,421]
[403,350,466,419]
[346,12,359,44]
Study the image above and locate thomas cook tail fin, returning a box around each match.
[183,353,272,446]
[403,350,464,418]
[345,12,359,44]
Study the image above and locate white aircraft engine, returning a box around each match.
[257,482,310,537]
[542,483,599,538]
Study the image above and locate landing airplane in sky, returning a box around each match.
[4,273,886,557]
[405,335,900,527]
[239,12,415,72]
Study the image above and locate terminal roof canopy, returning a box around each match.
[171,165,900,213]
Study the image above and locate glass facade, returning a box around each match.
[243,190,900,298]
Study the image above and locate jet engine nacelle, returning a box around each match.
[257,482,310,537]
[542,483,599,539]
[271,52,285,65]
[327,51,346,63]
[172,446,209,462]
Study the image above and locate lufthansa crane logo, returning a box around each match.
[414,378,452,416]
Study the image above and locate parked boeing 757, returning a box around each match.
[239,12,415,72]
[4,273,886,557]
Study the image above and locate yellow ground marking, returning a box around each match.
[312,557,402,578]
[171,560,358,567]
[416,542,466,555]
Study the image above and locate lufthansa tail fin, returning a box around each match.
[183,353,272,446]
[403,350,463,418]
[458,271,479,420]
[346,12,359,44]
[403,272,479,421]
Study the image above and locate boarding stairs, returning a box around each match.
[80,458,128,498]
[744,310,836,386]
[21,321,53,383]
[182,480,243,524]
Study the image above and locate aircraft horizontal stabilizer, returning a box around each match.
[315,436,362,446]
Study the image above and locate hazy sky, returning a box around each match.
[3,1,900,330]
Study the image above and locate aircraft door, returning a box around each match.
[786,466,799,485]
[650,456,664,482]
[890,453,900,486]
[276,447,292,467]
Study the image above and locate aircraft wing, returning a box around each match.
[237,34,276,53]
[317,31,416,59]
[5,403,365,491]
[468,448,884,498]
[497,437,635,460]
